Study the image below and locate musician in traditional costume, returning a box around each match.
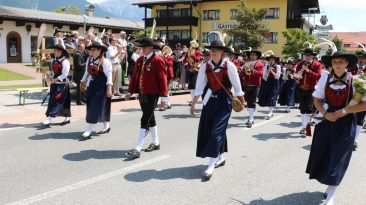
[294,48,322,135]
[278,60,296,112]
[190,40,244,181]
[258,55,281,120]
[159,46,174,111]
[354,51,366,150]
[228,47,240,70]
[125,37,168,160]
[186,40,202,105]
[80,42,113,141]
[306,52,366,205]
[239,50,264,127]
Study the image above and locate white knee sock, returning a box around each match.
[205,157,218,174]
[325,185,337,205]
[103,122,110,131]
[268,107,273,116]
[355,125,362,142]
[166,95,170,106]
[248,108,255,123]
[216,154,225,164]
[135,128,148,152]
[83,123,94,135]
[301,114,306,128]
[63,117,70,122]
[149,126,159,145]
[286,106,290,112]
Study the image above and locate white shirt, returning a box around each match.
[195,59,244,105]
[263,64,281,80]
[132,52,140,62]
[313,72,366,101]
[106,45,120,64]
[81,57,113,87]
[51,57,70,82]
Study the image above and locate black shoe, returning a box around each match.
[167,105,172,109]
[247,122,253,128]
[144,143,160,152]
[97,127,111,134]
[353,142,358,151]
[265,114,273,120]
[202,172,212,181]
[60,120,71,126]
[215,160,226,168]
[299,128,306,135]
[323,192,327,199]
[126,149,140,159]
[79,135,91,141]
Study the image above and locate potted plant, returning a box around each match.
[30,51,40,66]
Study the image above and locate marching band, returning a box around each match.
[39,27,366,204]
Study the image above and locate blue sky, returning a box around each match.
[314,0,365,31]
[89,0,364,32]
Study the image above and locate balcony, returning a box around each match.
[144,17,199,27]
[287,19,303,29]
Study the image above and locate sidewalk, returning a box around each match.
[0,90,192,129]
[0,63,42,86]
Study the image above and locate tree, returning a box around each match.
[52,5,81,15]
[282,28,316,59]
[227,0,269,50]
[132,29,151,39]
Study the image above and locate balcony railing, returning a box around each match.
[144,17,199,27]
[287,19,303,29]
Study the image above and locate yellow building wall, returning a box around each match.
[149,0,289,56]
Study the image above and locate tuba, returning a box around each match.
[243,61,256,76]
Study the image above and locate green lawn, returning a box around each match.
[0,67,33,81]
[0,84,43,90]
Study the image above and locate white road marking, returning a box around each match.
[243,114,286,130]
[6,154,171,205]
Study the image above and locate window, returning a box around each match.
[203,10,220,20]
[265,32,278,44]
[157,8,191,18]
[344,44,350,48]
[358,44,366,48]
[158,30,190,40]
[265,8,280,19]
[230,9,238,20]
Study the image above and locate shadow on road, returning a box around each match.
[29,131,83,140]
[63,149,127,161]
[252,132,302,141]
[278,121,302,128]
[303,144,312,151]
[124,165,206,182]
[230,191,324,205]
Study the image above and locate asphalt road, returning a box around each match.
[1,99,365,205]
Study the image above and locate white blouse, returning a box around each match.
[194,59,244,105]
[263,64,281,80]
[313,72,366,101]
[51,57,70,82]
[81,57,113,87]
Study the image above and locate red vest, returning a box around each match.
[295,60,322,90]
[325,76,353,107]
[205,62,230,91]
[51,59,65,75]
[87,57,104,76]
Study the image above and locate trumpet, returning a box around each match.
[242,61,255,76]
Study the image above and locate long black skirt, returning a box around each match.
[278,79,296,106]
[188,71,198,90]
[258,78,279,107]
[306,111,356,186]
[86,76,111,124]
[46,83,71,117]
[196,90,230,158]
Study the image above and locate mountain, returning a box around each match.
[93,0,146,21]
[0,0,144,20]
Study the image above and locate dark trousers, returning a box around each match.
[357,111,366,126]
[244,86,259,108]
[297,87,314,114]
[139,94,159,129]
[76,82,86,105]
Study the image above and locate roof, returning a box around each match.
[132,0,201,6]
[331,32,366,52]
[0,6,144,31]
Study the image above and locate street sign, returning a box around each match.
[315,32,332,39]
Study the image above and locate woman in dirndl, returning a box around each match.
[258,55,281,119]
[42,44,71,126]
[278,60,296,112]
[190,40,244,181]
[80,42,113,141]
[306,51,366,205]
